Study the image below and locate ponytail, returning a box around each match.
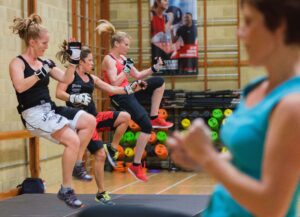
[10,14,47,46]
[95,19,131,48]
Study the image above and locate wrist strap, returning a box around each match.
[151,65,158,73]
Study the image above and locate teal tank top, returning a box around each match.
[203,76,300,217]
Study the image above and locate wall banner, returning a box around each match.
[150,0,198,76]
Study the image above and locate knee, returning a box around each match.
[154,77,165,88]
[120,111,131,123]
[65,135,81,152]
[138,115,152,134]
[82,113,97,129]
[94,149,106,162]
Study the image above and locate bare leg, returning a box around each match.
[150,82,165,116]
[111,112,130,149]
[52,126,80,187]
[134,132,150,164]
[93,149,106,193]
[76,113,96,161]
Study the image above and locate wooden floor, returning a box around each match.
[46,170,216,195]
[46,169,300,215]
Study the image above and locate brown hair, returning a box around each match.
[56,40,91,64]
[241,0,300,45]
[95,19,131,48]
[10,14,48,46]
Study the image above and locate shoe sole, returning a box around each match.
[57,195,84,208]
[104,145,117,167]
[95,197,116,206]
[72,176,93,182]
[152,123,174,129]
[127,167,148,182]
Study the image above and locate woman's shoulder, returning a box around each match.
[9,56,25,68]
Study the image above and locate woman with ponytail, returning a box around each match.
[9,14,96,208]
[97,20,173,182]
[56,43,144,205]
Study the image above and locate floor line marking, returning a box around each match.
[110,173,158,193]
[155,173,197,195]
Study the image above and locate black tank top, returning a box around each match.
[16,56,52,112]
[66,72,97,116]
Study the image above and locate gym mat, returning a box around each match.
[0,193,210,217]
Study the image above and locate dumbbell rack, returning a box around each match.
[106,89,240,172]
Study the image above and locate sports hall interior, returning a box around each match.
[1,0,298,215]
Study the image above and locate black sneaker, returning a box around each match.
[103,144,118,167]
[57,188,83,208]
[95,191,116,205]
[72,162,93,181]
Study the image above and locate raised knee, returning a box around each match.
[121,112,131,122]
[83,113,97,129]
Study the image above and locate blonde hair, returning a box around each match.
[96,19,131,48]
[10,14,48,46]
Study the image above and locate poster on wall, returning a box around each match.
[150,0,198,76]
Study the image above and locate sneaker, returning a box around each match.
[72,162,93,181]
[104,143,118,167]
[151,117,174,129]
[95,191,116,205]
[57,188,83,208]
[128,164,148,182]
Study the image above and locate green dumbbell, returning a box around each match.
[208,117,219,131]
[125,131,135,145]
[157,131,168,143]
[212,108,224,121]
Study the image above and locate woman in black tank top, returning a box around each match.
[9,14,96,208]
[56,45,144,204]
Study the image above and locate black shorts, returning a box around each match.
[111,77,164,124]
[87,111,120,154]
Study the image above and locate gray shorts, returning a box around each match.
[21,103,85,143]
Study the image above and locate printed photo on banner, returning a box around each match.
[150,0,198,76]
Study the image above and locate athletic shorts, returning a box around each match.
[95,111,119,132]
[21,102,84,144]
[87,111,120,154]
[111,77,164,123]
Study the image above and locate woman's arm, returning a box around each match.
[174,94,300,217]
[91,74,127,94]
[50,64,76,84]
[129,57,164,80]
[56,81,70,102]
[9,58,39,93]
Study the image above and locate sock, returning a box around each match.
[60,185,72,193]
[75,160,83,167]
[150,115,158,120]
[133,163,141,167]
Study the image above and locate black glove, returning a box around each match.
[137,80,147,90]
[34,59,56,80]
[123,58,134,75]
[67,41,81,65]
[151,57,164,73]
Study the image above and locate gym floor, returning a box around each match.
[46,170,300,215]
[46,170,215,195]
